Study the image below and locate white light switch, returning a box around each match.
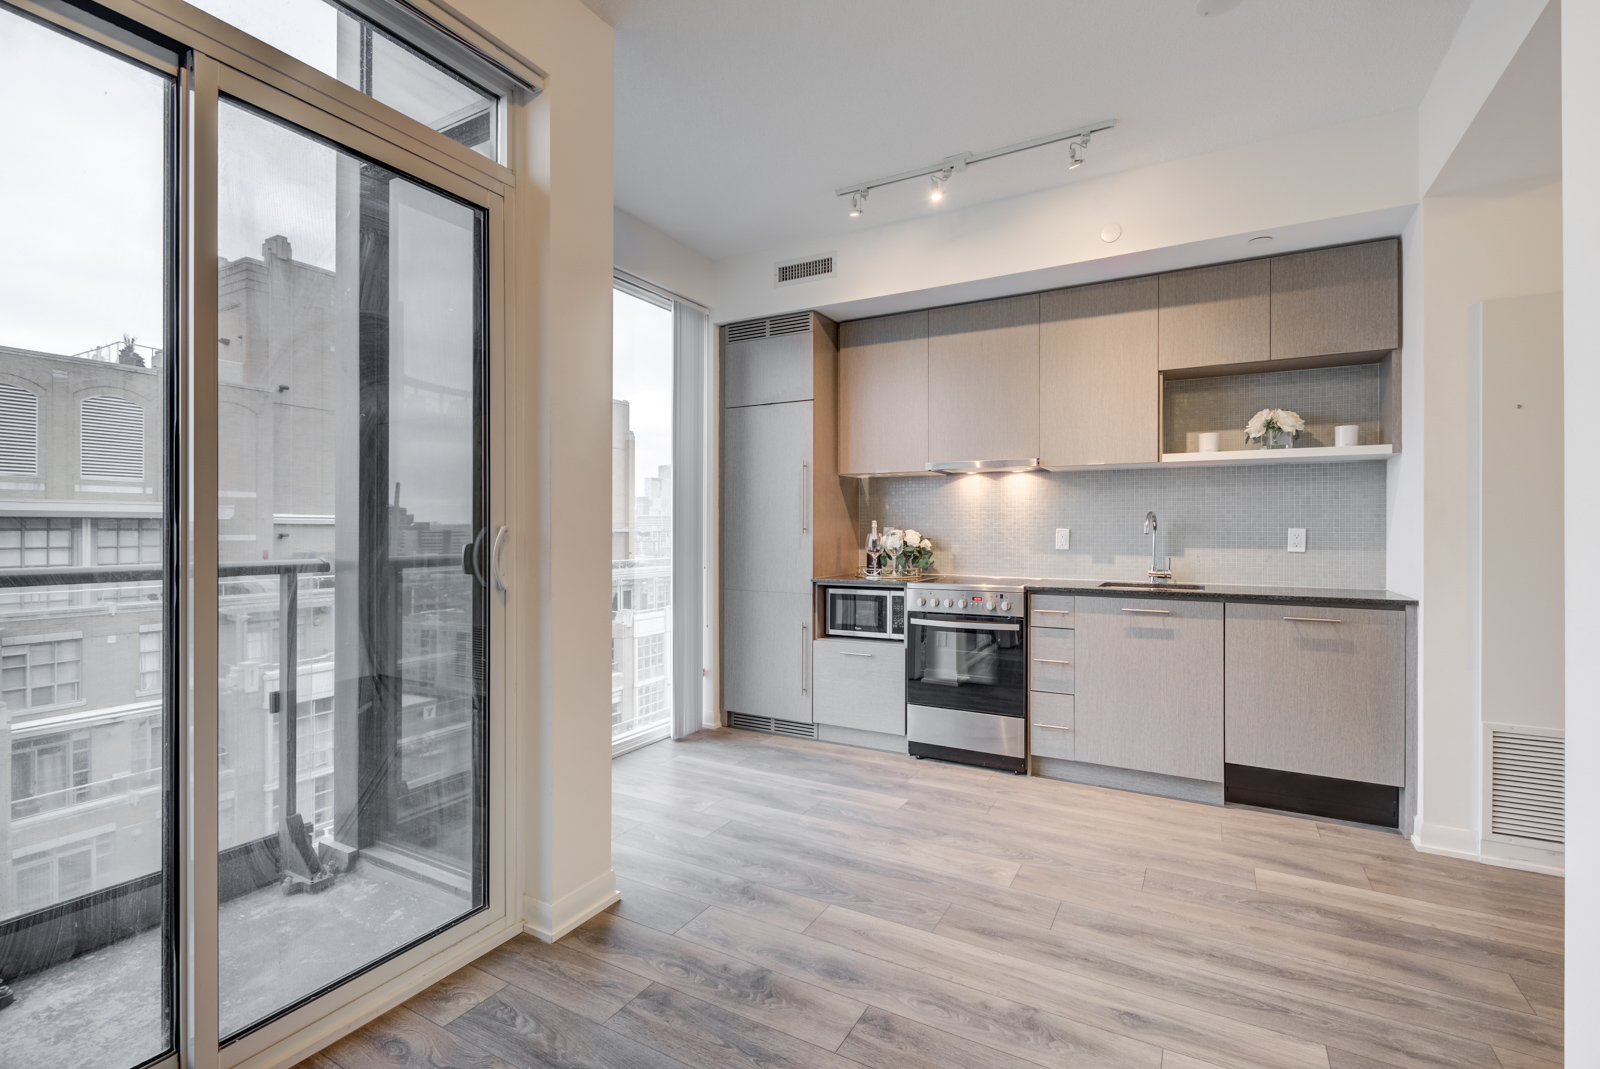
[1055,528,1071,550]
[1287,528,1307,553]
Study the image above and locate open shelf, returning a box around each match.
[1161,444,1394,466]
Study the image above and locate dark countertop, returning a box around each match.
[813,574,1415,608]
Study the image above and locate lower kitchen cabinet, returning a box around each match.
[723,588,815,724]
[1029,627,1075,693]
[812,637,906,735]
[1224,602,1405,785]
[1073,596,1224,782]
[1029,691,1074,760]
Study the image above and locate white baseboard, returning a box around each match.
[240,917,524,1069]
[1412,822,1479,859]
[1480,838,1565,876]
[524,868,620,942]
[1411,823,1566,876]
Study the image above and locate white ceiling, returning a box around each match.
[585,0,1472,261]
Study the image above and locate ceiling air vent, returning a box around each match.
[1488,728,1564,845]
[728,712,818,739]
[775,253,835,286]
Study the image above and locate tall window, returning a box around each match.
[612,286,674,748]
[138,627,162,695]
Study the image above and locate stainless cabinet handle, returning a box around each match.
[1033,723,1071,731]
[801,623,809,694]
[838,650,874,658]
[1033,609,1072,616]
[491,526,509,593]
[1033,658,1072,665]
[800,462,810,534]
[1121,607,1171,615]
[1283,616,1341,623]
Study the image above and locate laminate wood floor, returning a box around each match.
[301,729,1565,1069]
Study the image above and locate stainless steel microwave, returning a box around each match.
[824,587,906,641]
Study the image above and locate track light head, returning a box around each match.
[849,189,867,217]
[929,167,953,202]
[1068,134,1091,170]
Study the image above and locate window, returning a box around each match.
[11,731,92,818]
[636,632,665,679]
[131,715,163,781]
[95,517,162,565]
[187,0,500,158]
[80,395,145,480]
[0,516,76,567]
[0,382,39,475]
[12,833,114,913]
[138,626,162,694]
[2,635,85,710]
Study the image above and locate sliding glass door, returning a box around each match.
[212,98,488,1039]
[0,0,510,1064]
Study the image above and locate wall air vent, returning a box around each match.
[0,383,39,477]
[1487,727,1564,845]
[724,312,813,344]
[775,254,834,286]
[728,712,819,739]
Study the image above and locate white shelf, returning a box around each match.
[1161,444,1395,466]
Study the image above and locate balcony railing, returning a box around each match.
[11,769,161,820]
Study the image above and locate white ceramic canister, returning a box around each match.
[1198,432,1221,453]
[1334,424,1360,447]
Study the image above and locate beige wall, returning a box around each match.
[450,0,618,938]
[1414,181,1562,858]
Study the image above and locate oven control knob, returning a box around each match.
[957,598,968,609]
[987,601,998,611]
[916,596,927,607]
[942,598,955,608]
[999,600,1011,612]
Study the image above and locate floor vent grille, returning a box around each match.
[728,713,818,739]
[775,255,834,285]
[1489,729,1564,844]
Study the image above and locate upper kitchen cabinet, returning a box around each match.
[1039,276,1159,467]
[1270,240,1400,361]
[724,311,838,407]
[1157,259,1270,371]
[927,294,1040,465]
[838,311,929,476]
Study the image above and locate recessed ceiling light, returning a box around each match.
[1248,234,1274,244]
[1195,0,1244,15]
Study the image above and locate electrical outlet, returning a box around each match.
[1055,528,1071,550]
[1287,528,1307,553]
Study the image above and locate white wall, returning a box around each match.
[452,0,621,939]
[712,109,1419,324]
[615,207,715,308]
[1563,0,1599,1057]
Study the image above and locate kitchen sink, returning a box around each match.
[1098,581,1206,590]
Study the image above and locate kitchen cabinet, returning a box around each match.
[1157,260,1270,371]
[1072,596,1224,782]
[812,637,906,735]
[1029,692,1074,760]
[927,294,1039,464]
[1270,240,1400,361]
[1224,602,1405,785]
[723,400,815,594]
[725,320,817,407]
[838,311,929,476]
[1029,627,1074,694]
[723,589,815,724]
[1039,277,1159,467]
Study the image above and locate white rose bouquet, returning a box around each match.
[1245,408,1305,448]
[897,529,935,574]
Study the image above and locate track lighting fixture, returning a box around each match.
[836,119,1115,213]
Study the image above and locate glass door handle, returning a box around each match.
[491,526,509,593]
[465,528,488,586]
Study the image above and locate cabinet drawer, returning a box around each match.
[812,638,906,736]
[1030,692,1073,760]
[1029,627,1075,693]
[1030,594,1074,628]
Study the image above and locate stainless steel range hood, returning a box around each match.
[925,458,1040,474]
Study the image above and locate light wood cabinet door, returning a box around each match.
[723,589,815,724]
[1157,259,1270,371]
[927,295,1039,463]
[1073,596,1224,781]
[725,329,814,407]
[1039,277,1159,467]
[812,637,906,735]
[1270,240,1400,360]
[722,401,812,594]
[838,311,929,475]
[1224,602,1405,785]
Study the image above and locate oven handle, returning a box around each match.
[909,617,1020,632]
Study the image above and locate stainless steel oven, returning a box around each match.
[905,579,1027,772]
[824,586,905,641]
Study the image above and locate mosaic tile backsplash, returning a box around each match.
[859,460,1389,590]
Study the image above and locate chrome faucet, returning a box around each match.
[1145,511,1172,584]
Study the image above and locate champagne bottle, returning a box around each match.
[865,520,881,576]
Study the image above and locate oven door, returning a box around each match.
[906,615,1026,716]
[826,588,895,639]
